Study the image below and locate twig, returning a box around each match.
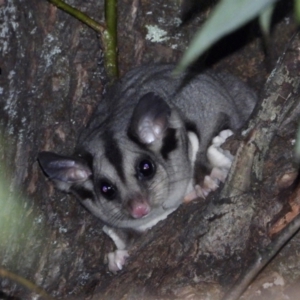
[104,0,119,79]
[47,0,119,80]
[47,0,105,33]
[0,267,56,300]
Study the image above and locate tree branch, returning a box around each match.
[47,0,118,80]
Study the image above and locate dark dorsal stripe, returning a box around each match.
[103,130,126,182]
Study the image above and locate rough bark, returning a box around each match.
[0,0,105,297]
[0,0,299,299]
[79,31,300,300]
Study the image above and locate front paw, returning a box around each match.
[207,129,234,169]
[185,175,220,201]
[196,130,234,199]
[184,130,235,202]
[202,130,234,195]
[107,249,129,273]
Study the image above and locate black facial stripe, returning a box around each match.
[103,131,125,182]
[160,128,177,160]
[127,130,148,150]
[185,121,199,138]
[71,186,95,201]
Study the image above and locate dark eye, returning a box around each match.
[100,181,117,200]
[136,158,156,180]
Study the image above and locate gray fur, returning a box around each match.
[38,64,257,259]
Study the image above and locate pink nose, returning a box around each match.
[131,203,150,218]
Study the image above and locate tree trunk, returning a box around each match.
[0,0,298,299]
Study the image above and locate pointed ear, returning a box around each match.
[129,92,171,145]
[38,151,92,190]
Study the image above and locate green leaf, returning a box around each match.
[259,3,275,36]
[295,125,300,162]
[295,0,300,22]
[177,0,278,72]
